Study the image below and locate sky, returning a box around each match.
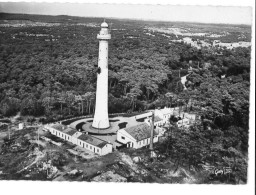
[0,2,253,25]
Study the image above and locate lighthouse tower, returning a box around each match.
[92,21,111,129]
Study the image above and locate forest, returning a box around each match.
[0,13,252,183]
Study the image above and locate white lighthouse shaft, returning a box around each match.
[92,22,111,129]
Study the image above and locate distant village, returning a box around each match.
[0,20,251,51]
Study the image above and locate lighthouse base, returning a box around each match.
[88,124,117,135]
[92,119,110,129]
[91,125,110,130]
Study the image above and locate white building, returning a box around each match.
[143,115,163,127]
[154,107,174,123]
[45,124,77,142]
[117,123,159,149]
[177,118,191,128]
[153,116,164,127]
[71,131,83,145]
[183,113,197,121]
[144,116,166,136]
[44,124,113,156]
[77,134,112,155]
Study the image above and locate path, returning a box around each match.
[181,73,191,90]
[69,118,89,129]
[17,150,45,173]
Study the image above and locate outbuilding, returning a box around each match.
[117,123,159,149]
[44,123,113,156]
[77,134,112,155]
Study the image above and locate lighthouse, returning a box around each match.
[92,21,111,129]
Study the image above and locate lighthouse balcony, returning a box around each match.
[97,34,111,40]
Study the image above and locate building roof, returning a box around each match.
[51,124,77,136]
[154,116,162,122]
[161,108,173,115]
[78,134,109,148]
[65,129,77,136]
[178,118,190,122]
[73,131,83,138]
[124,123,158,141]
[51,123,65,131]
[135,112,152,120]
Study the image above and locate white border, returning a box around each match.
[0,0,254,6]
[0,1,255,195]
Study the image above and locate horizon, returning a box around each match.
[0,12,252,26]
[0,2,252,25]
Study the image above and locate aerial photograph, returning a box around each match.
[0,2,254,185]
